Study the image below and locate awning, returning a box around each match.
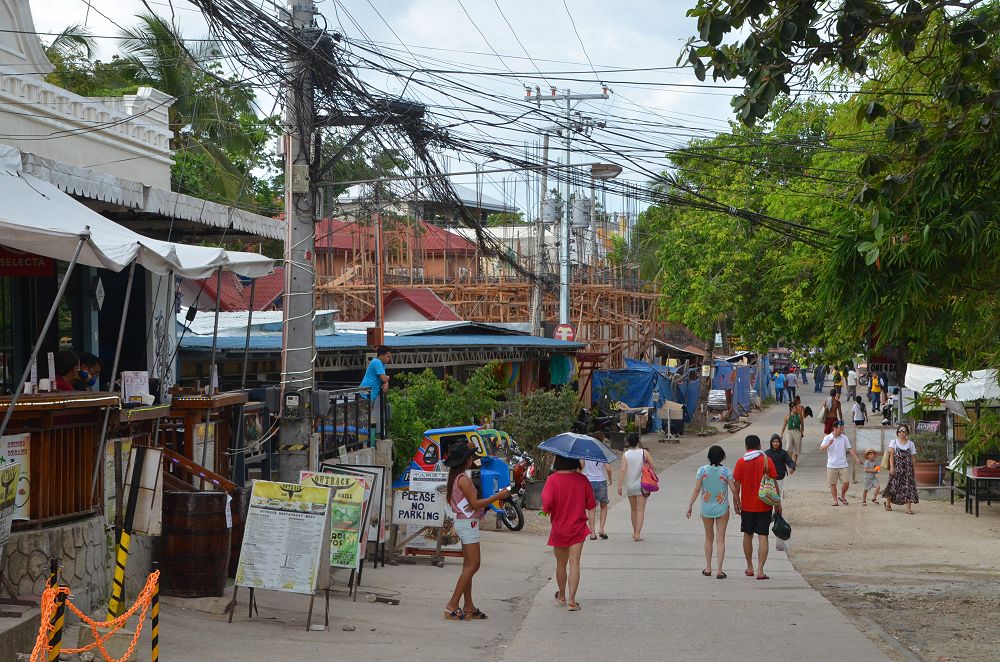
[0,165,272,278]
[904,362,1000,401]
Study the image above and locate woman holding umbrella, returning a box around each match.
[538,433,615,611]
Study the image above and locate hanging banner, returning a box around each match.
[300,471,368,571]
[236,480,331,595]
[0,434,30,520]
[0,461,20,553]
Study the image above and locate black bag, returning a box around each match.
[772,513,791,541]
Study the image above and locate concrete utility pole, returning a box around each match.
[279,0,317,469]
[529,131,549,337]
[526,87,609,325]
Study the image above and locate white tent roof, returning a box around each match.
[0,159,273,278]
[904,363,1000,401]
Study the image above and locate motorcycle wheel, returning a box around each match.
[500,501,525,531]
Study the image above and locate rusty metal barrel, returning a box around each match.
[160,491,231,597]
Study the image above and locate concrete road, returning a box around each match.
[500,399,890,662]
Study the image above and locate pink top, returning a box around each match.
[449,472,483,520]
[541,472,596,547]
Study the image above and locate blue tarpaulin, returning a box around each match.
[712,361,753,414]
[604,358,698,424]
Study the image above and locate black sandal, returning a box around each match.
[466,608,488,619]
[444,608,466,620]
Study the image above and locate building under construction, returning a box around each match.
[313,215,664,369]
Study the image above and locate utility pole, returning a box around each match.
[526,86,609,324]
[279,0,317,476]
[529,131,549,336]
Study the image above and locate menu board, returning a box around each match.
[235,481,331,595]
[0,434,30,520]
[301,471,368,570]
[0,462,20,554]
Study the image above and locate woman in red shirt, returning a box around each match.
[542,455,596,611]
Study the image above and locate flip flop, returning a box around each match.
[554,591,566,606]
[444,608,466,620]
[567,603,581,611]
[716,572,727,579]
[756,574,770,580]
[839,497,849,505]
[831,503,839,507]
[744,569,754,577]
[599,533,608,540]
[701,569,712,576]
[862,501,867,506]
[589,534,597,540]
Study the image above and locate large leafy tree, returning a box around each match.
[677,1,1000,368]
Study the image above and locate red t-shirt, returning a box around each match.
[733,453,777,513]
[541,471,596,547]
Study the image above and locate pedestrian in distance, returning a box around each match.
[779,399,805,465]
[882,424,919,515]
[847,366,858,400]
[821,421,863,506]
[543,455,596,611]
[686,445,738,579]
[800,365,808,385]
[850,396,869,483]
[813,364,824,392]
[618,435,655,541]
[774,370,786,403]
[822,388,843,435]
[443,443,512,620]
[581,459,612,540]
[765,433,796,487]
[832,368,844,395]
[785,369,797,401]
[869,372,883,413]
[862,449,881,506]
[733,435,781,580]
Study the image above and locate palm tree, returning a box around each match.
[118,13,273,204]
[44,23,96,60]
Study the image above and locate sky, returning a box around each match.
[28,0,742,218]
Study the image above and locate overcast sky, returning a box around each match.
[29,0,740,217]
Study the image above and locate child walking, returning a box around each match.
[862,448,881,505]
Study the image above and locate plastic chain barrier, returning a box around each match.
[30,570,160,662]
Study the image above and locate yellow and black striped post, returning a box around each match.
[46,559,65,662]
[151,562,160,662]
[107,446,146,621]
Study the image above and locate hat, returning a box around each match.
[864,448,878,457]
[834,419,845,427]
[444,442,474,468]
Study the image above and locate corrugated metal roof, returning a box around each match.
[180,333,583,351]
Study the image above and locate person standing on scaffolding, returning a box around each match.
[360,345,391,435]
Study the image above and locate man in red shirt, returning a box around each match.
[733,434,781,580]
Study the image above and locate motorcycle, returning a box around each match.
[572,407,620,436]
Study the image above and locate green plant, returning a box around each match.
[386,364,504,476]
[955,409,1000,467]
[497,387,580,478]
[912,432,948,463]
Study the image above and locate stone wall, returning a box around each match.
[1,515,108,613]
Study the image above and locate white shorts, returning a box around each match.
[453,518,481,545]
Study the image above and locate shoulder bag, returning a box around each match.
[758,456,781,507]
[640,456,660,495]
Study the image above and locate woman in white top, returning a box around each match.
[618,435,655,541]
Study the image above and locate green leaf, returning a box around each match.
[864,247,880,266]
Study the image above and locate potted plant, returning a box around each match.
[912,431,948,486]
[624,419,640,448]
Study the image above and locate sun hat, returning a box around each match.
[444,442,474,467]
[864,448,878,457]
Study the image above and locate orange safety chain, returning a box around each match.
[30,571,160,662]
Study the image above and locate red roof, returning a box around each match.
[194,268,284,312]
[315,219,477,255]
[361,288,463,322]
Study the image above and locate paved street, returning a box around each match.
[501,398,890,662]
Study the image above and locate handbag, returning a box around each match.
[880,448,891,470]
[817,398,828,421]
[758,456,781,507]
[640,458,660,494]
[772,513,791,541]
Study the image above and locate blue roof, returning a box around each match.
[180,333,583,352]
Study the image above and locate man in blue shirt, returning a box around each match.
[360,346,391,432]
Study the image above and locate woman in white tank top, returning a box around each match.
[618,436,654,541]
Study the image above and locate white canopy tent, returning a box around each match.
[0,160,273,278]
[904,363,1000,401]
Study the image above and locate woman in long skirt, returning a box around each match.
[883,423,919,514]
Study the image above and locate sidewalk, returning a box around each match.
[500,400,890,662]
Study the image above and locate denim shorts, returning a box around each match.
[453,517,480,545]
[589,480,609,504]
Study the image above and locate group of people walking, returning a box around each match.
[442,388,922,620]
